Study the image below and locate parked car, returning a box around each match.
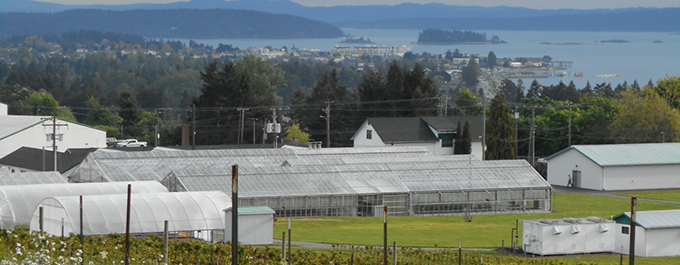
[116,139,147,148]
[106,137,118,147]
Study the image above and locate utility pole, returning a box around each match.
[444,95,448,116]
[482,96,486,160]
[530,106,536,167]
[514,106,519,159]
[322,101,333,148]
[42,117,67,172]
[568,103,572,147]
[237,107,249,144]
[251,118,258,145]
[272,108,278,148]
[192,104,196,150]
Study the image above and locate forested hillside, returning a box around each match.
[0,9,344,39]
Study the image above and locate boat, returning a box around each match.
[596,73,621,78]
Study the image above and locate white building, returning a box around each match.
[545,143,680,190]
[614,210,680,257]
[523,217,616,256]
[0,113,106,159]
[351,116,484,157]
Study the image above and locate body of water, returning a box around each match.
[191,29,680,88]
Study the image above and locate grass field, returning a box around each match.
[273,193,680,248]
[271,192,680,264]
[614,189,680,202]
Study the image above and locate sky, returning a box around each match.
[34,0,680,10]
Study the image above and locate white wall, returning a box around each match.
[604,164,680,190]
[0,119,106,158]
[643,228,680,257]
[615,224,646,257]
[523,221,615,255]
[471,142,483,160]
[352,123,386,147]
[547,149,604,190]
[224,211,274,245]
[0,104,7,116]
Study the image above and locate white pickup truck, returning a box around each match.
[116,139,147,148]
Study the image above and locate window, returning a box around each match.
[622,226,629,234]
[366,130,372,140]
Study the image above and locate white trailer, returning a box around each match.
[523,217,615,255]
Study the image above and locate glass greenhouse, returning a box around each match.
[161,160,551,217]
[30,191,229,241]
[0,171,67,185]
[69,147,432,183]
[0,181,168,230]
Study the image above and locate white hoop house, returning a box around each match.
[29,191,230,238]
[0,181,167,230]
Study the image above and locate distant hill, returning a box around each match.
[0,9,344,39]
[1,0,678,32]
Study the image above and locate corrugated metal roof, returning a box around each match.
[0,115,49,141]
[546,143,680,166]
[615,210,680,229]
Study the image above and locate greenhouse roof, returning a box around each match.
[0,171,66,185]
[163,159,549,198]
[281,154,477,166]
[78,147,434,182]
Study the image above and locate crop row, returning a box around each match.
[0,230,594,264]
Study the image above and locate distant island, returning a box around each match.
[600,39,630,43]
[540,42,582,45]
[340,36,374,44]
[417,28,507,45]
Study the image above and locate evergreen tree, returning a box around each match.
[461,121,472,154]
[486,51,497,69]
[485,93,516,160]
[526,79,542,98]
[454,121,463,154]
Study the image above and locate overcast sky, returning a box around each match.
[35,0,680,9]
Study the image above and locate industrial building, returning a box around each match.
[0,114,106,159]
[545,143,680,190]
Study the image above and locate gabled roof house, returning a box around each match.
[351,116,483,157]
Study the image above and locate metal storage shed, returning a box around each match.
[0,181,167,230]
[613,210,680,257]
[224,206,275,245]
[29,191,230,240]
[523,217,615,255]
[545,143,680,190]
[0,171,66,185]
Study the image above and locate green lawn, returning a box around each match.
[614,189,680,202]
[274,193,680,248]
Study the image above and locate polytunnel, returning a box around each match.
[0,181,167,230]
[29,191,230,238]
